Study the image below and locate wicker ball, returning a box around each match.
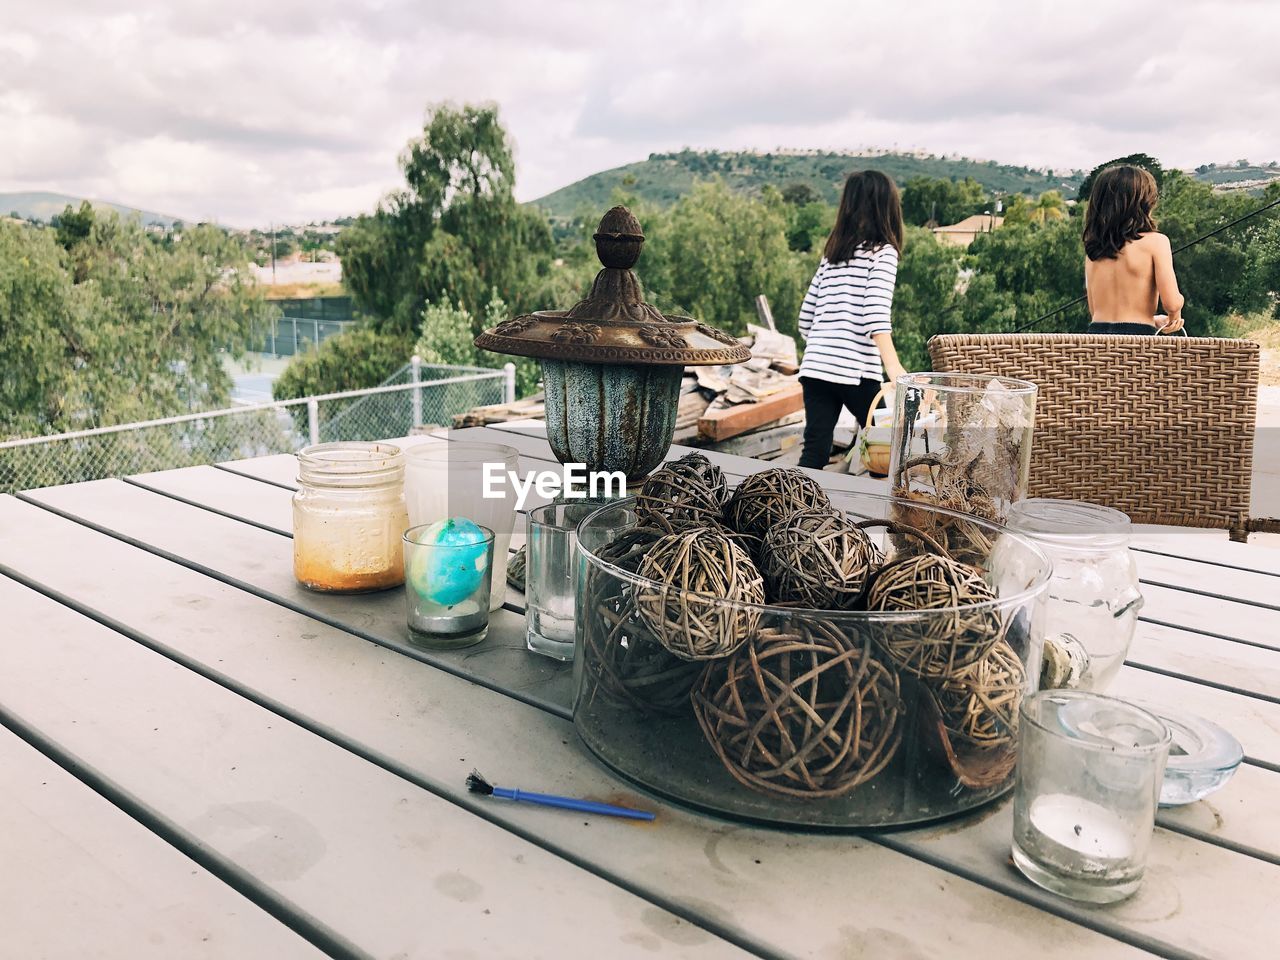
[579,527,703,716]
[863,553,1004,678]
[506,544,527,591]
[934,640,1025,749]
[692,620,902,798]
[725,468,832,537]
[760,510,881,609]
[634,453,729,532]
[634,530,765,661]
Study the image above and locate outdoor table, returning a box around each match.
[2,421,1278,959]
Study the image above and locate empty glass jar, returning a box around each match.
[293,442,408,593]
[1007,499,1143,692]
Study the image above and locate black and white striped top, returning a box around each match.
[797,244,899,384]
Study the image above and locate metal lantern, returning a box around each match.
[474,206,749,481]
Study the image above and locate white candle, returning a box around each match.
[1026,793,1137,875]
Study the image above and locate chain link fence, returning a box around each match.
[262,316,358,357]
[0,361,511,494]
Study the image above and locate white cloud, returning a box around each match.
[1,0,1277,227]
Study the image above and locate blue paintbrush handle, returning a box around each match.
[492,786,655,821]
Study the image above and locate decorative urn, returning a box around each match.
[474,206,750,481]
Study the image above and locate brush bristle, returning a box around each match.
[465,769,494,795]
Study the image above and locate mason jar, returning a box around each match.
[293,442,408,593]
[1007,499,1143,693]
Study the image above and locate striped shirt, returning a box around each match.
[797,244,899,384]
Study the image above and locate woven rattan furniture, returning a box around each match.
[928,333,1265,539]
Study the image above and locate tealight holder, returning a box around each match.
[403,520,495,649]
[1013,691,1171,903]
[525,502,601,661]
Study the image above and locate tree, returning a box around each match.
[1077,153,1165,202]
[781,182,820,206]
[337,103,554,337]
[901,177,988,227]
[0,212,271,440]
[638,181,812,337]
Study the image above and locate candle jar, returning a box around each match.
[293,442,408,593]
[525,502,599,661]
[1013,691,1171,903]
[1007,499,1143,693]
[404,442,520,611]
[403,521,495,648]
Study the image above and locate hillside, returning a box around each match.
[0,191,183,227]
[531,150,1086,219]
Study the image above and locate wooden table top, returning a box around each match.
[2,422,1277,959]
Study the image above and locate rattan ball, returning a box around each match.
[634,529,765,661]
[760,510,881,609]
[579,527,704,716]
[692,620,902,798]
[506,544,527,591]
[934,640,1025,749]
[634,453,729,532]
[863,553,1004,678]
[724,468,832,537]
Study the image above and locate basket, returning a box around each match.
[855,384,893,477]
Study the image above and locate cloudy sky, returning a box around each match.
[2,0,1276,227]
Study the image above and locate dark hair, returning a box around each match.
[1082,164,1158,260]
[823,171,904,261]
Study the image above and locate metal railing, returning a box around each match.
[0,359,517,494]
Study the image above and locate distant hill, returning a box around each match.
[1194,163,1280,192]
[531,150,1087,219]
[0,191,183,227]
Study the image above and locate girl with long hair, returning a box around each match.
[796,170,907,469]
[1082,164,1185,334]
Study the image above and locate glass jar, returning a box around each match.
[1007,499,1143,693]
[889,372,1037,567]
[404,442,520,611]
[573,489,1051,830]
[293,442,408,593]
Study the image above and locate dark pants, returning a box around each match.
[1089,322,1157,336]
[798,376,884,469]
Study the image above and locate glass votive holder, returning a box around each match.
[1013,690,1171,904]
[403,520,495,649]
[404,442,520,612]
[525,502,599,661]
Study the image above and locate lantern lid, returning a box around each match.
[474,205,750,367]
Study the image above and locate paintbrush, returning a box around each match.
[465,770,655,821]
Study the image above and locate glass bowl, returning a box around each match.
[573,488,1051,830]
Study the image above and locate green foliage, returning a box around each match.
[337,103,555,339]
[1078,153,1165,202]
[637,181,813,338]
[0,212,271,439]
[901,177,989,227]
[272,324,415,401]
[415,294,540,398]
[786,200,834,253]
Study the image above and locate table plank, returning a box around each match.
[0,724,325,960]
[1131,527,1280,577]
[0,576,746,960]
[1140,584,1280,653]
[19,480,574,718]
[0,498,1155,959]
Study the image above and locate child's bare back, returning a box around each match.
[1085,232,1181,329]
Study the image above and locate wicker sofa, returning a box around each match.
[927,333,1265,539]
